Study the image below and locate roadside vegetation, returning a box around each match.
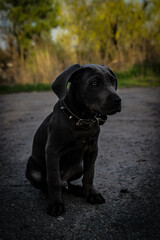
[1,63,159,94]
[0,0,160,93]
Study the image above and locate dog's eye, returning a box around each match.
[91,81,99,86]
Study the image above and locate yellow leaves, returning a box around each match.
[57,0,160,67]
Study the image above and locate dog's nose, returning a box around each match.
[113,95,121,105]
[109,95,121,105]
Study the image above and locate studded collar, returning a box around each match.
[60,100,107,129]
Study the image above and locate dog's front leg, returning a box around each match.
[45,138,65,216]
[83,144,105,204]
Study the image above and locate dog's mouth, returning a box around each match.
[88,103,121,116]
[105,104,121,115]
[97,104,121,116]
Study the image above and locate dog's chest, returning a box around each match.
[62,137,89,155]
[59,136,94,176]
[61,129,98,156]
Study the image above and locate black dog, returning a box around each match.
[26,64,121,216]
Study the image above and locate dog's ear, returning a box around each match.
[101,65,118,90]
[51,64,81,99]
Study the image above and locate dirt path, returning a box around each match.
[0,88,160,240]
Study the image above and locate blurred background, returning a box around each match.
[0,0,160,91]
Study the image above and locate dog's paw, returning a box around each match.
[47,202,65,217]
[87,192,105,204]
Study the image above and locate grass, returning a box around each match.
[0,77,159,94]
[116,63,160,88]
[118,77,160,88]
[0,83,51,94]
[0,64,160,94]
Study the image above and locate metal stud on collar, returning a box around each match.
[95,117,99,125]
[76,119,83,127]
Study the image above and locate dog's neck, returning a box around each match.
[64,87,96,119]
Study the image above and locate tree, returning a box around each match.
[0,0,60,61]
[60,0,151,67]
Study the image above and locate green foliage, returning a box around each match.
[0,63,160,93]
[116,62,160,87]
[118,77,160,88]
[0,83,51,94]
[116,62,160,79]
[59,0,160,68]
[60,0,147,63]
[0,0,60,55]
[0,0,160,86]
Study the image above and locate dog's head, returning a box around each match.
[52,64,121,115]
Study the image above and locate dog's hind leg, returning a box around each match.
[26,156,48,193]
[65,166,84,197]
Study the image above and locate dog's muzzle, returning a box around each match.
[103,94,121,115]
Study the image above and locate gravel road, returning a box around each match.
[0,87,160,240]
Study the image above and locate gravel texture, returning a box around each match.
[0,87,160,240]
